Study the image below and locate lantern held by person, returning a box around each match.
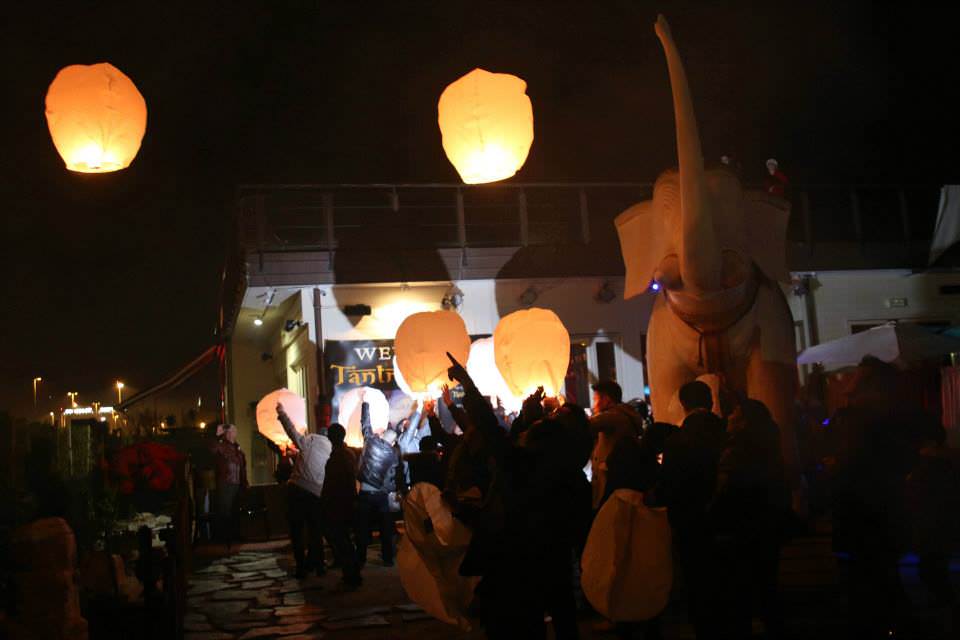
[45,62,147,173]
[494,308,570,397]
[466,337,514,401]
[338,386,390,448]
[438,68,534,184]
[256,389,307,447]
[395,311,471,395]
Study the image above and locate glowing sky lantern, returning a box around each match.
[438,68,534,184]
[45,63,147,173]
[494,308,570,397]
[395,311,471,395]
[338,386,390,448]
[466,337,513,400]
[256,388,307,448]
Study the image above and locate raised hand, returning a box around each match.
[276,402,286,416]
[441,384,452,407]
[423,398,436,417]
[357,387,366,401]
[446,352,469,384]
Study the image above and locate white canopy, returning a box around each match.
[797,322,960,368]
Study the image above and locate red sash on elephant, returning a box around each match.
[397,483,479,630]
[581,489,672,621]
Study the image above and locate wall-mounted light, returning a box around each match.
[650,281,661,292]
[254,317,263,327]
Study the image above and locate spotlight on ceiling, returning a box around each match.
[441,285,464,311]
[253,317,263,326]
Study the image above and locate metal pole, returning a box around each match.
[313,287,327,432]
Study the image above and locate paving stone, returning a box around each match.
[197,601,248,616]
[190,581,230,596]
[184,633,234,640]
[184,622,216,632]
[211,611,273,624]
[275,605,325,617]
[196,565,229,575]
[254,595,281,607]
[231,559,279,572]
[239,580,275,590]
[283,593,306,606]
[393,603,423,612]
[263,570,287,578]
[238,623,314,639]
[275,614,327,626]
[212,589,259,601]
[222,621,269,632]
[283,635,326,640]
[321,615,390,630]
[229,571,262,580]
[325,606,392,621]
[185,612,209,623]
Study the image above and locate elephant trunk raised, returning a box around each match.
[654,15,722,294]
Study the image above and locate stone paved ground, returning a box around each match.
[187,530,960,639]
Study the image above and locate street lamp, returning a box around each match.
[116,381,125,404]
[67,392,78,408]
[33,377,42,406]
[49,412,55,426]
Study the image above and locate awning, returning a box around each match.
[118,345,224,412]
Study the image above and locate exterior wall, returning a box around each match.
[786,270,960,350]
[227,339,281,483]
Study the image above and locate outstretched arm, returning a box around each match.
[446,352,499,437]
[276,403,305,450]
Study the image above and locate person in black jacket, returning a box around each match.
[353,389,400,567]
[658,380,728,640]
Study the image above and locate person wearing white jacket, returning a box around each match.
[278,402,332,578]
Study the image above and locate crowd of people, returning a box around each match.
[204,353,959,639]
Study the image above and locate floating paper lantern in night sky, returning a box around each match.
[438,68,533,184]
[45,62,147,173]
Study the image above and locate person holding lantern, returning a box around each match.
[277,401,333,579]
[354,389,401,567]
[210,424,248,547]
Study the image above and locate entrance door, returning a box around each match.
[565,335,623,408]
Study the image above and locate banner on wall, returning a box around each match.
[325,340,406,431]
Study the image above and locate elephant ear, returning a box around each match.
[743,191,791,283]
[615,200,671,299]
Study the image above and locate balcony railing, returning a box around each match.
[236,182,940,256]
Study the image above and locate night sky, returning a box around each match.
[2,1,958,418]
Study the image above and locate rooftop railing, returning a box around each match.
[236,182,940,257]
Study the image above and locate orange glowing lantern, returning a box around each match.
[45,63,147,173]
[494,308,570,397]
[438,68,534,184]
[256,388,307,447]
[395,311,471,395]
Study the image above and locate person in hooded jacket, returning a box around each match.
[589,380,644,509]
[278,402,332,578]
[353,389,400,567]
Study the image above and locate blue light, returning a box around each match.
[643,386,651,396]
[650,282,661,292]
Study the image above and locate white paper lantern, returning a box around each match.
[438,68,534,184]
[392,355,415,397]
[338,386,390,448]
[395,311,471,395]
[256,388,307,447]
[494,308,570,397]
[45,63,147,173]
[466,337,513,399]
